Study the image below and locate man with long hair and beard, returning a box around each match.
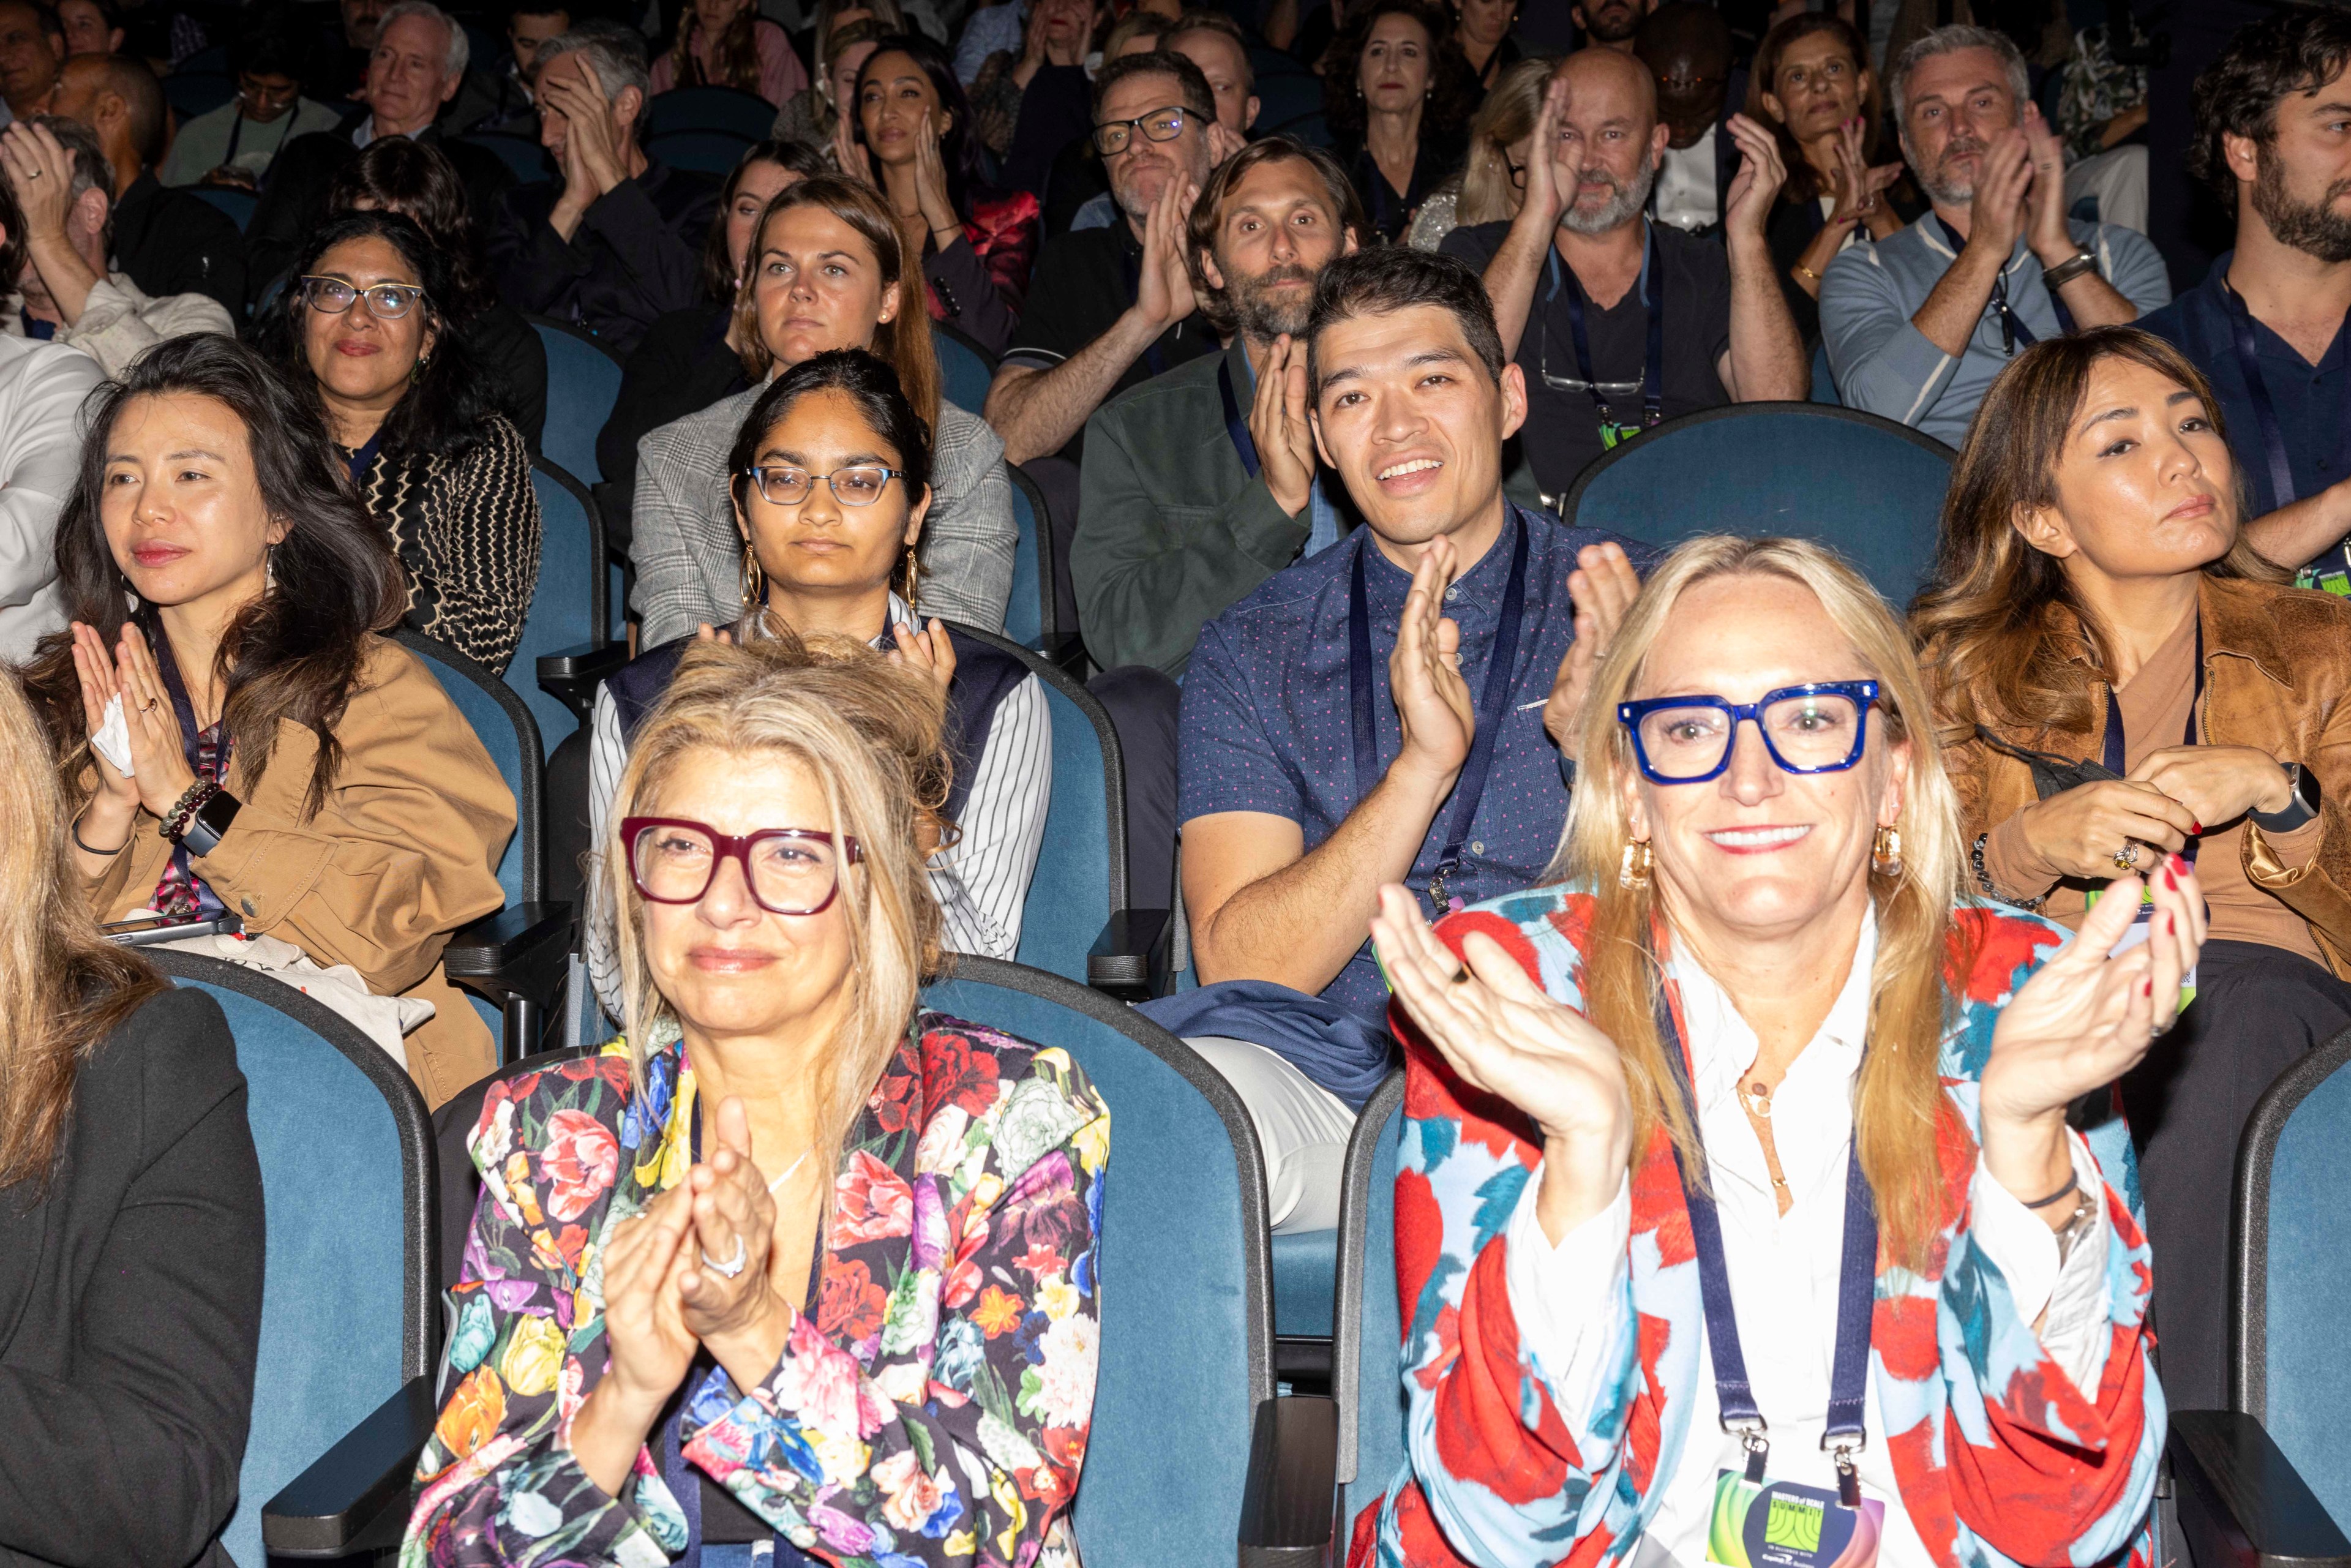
[2143,7,2351,595]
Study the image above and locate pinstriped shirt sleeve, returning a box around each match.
[630,395,755,648]
[584,683,627,1023]
[931,671,1051,959]
[917,404,1016,633]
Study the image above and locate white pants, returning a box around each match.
[1186,1035,1358,1234]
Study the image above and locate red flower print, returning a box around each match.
[1949,907,2063,1004]
[1395,1167,1444,1315]
[871,1071,917,1135]
[834,1150,915,1243]
[540,1109,620,1222]
[553,1224,588,1268]
[1630,1138,1693,1268]
[1041,1424,1086,1469]
[1014,1464,1070,1506]
[559,1059,598,1081]
[1432,1244,1575,1506]
[1872,1294,1939,1381]
[1434,908,1542,986]
[1011,1242,1065,1280]
[921,1030,1001,1117]
[818,1258,889,1341]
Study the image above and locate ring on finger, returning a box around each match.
[700,1235,748,1278]
[2112,841,2142,873]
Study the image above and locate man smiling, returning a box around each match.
[1146,247,1645,1232]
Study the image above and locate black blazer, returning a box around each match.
[0,986,264,1568]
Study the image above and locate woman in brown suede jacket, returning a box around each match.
[17,336,514,1109]
[1914,325,2351,1417]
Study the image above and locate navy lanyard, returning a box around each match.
[1117,242,1171,378]
[1654,985,1878,1505]
[2102,623,2203,863]
[1930,215,2077,355]
[1218,356,1259,478]
[1347,514,1530,914]
[2216,281,2351,511]
[1550,226,1665,432]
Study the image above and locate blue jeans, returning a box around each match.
[700,1547,776,1567]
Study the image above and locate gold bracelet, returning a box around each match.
[1793,262,1823,284]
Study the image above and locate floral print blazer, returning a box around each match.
[1352,889,2164,1568]
[403,1014,1110,1568]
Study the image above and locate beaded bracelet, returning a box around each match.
[161,779,218,846]
[1970,830,2049,912]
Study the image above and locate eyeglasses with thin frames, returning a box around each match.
[621,817,864,916]
[298,276,429,320]
[741,465,908,507]
[1090,104,1190,157]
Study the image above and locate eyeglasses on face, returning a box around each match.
[1616,681,1881,784]
[1091,104,1190,156]
[299,276,429,320]
[741,465,907,507]
[1503,154,1527,189]
[621,817,864,916]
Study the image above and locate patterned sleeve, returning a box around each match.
[683,1028,1108,1567]
[413,418,544,676]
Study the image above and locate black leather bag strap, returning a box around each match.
[1970,724,2122,801]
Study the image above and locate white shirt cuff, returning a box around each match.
[1503,1163,1632,1419]
[1970,1130,2112,1395]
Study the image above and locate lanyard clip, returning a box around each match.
[1730,1422,1769,1483]
[1826,1439,1862,1507]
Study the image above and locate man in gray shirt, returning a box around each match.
[1820,24,2170,447]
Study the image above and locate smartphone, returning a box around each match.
[100,913,244,948]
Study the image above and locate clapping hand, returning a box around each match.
[69,621,197,820]
[1826,116,1900,230]
[1248,333,1316,519]
[832,108,877,187]
[544,66,626,205]
[676,1097,792,1362]
[598,1184,702,1414]
[1518,75,1575,235]
[1720,111,1787,241]
[0,121,77,242]
[1965,124,2033,261]
[2020,103,2074,264]
[1543,541,1640,756]
[1134,171,1198,331]
[887,614,958,697]
[910,109,961,242]
[1389,536,1475,789]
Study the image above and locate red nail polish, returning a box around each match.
[2162,866,2176,889]
[2142,978,2153,997]
[2191,822,2202,835]
[2171,852,2190,876]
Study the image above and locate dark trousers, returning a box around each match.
[1084,664,1181,913]
[2120,938,2351,1412]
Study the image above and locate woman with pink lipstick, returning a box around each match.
[1916,324,2351,1417]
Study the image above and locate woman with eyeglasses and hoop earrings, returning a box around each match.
[590,347,1048,1024]
[1406,56,1548,252]
[253,210,543,677]
[1354,533,2182,1568]
[410,629,1106,1568]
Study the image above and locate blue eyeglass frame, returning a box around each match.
[1616,680,1881,785]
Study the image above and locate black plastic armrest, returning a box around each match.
[1238,1394,1338,1567]
[538,639,629,720]
[261,1373,437,1558]
[1087,907,1169,1002]
[443,903,573,982]
[2169,1408,2351,1568]
[1026,631,1091,682]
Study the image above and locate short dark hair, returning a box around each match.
[231,28,308,80]
[1185,136,1364,332]
[2191,7,2351,205]
[78,53,164,168]
[1304,246,1505,400]
[727,347,936,525]
[1091,47,1215,123]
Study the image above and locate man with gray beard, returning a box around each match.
[2142,8,2351,593]
[1819,24,2168,448]
[1442,46,1805,498]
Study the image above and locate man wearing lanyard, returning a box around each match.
[1444,47,1805,502]
[2140,9,2351,593]
[1147,247,1645,1233]
[1819,25,2168,448]
[1073,137,1362,678]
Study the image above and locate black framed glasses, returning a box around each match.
[1617,681,1881,784]
[1090,103,1190,156]
[621,817,863,915]
[298,276,429,319]
[1504,154,1526,189]
[741,465,907,507]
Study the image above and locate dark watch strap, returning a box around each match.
[179,788,242,858]
[2251,762,2322,835]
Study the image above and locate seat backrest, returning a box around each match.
[934,321,999,415]
[1561,402,1955,606]
[530,317,626,484]
[394,628,542,909]
[1810,338,1841,405]
[644,128,756,176]
[918,956,1273,1567]
[148,950,435,1568]
[946,623,1126,984]
[462,131,556,184]
[1005,463,1048,645]
[519,459,610,748]
[2241,1026,2351,1528]
[647,83,780,139]
[1331,1071,1409,1537]
[192,185,257,233]
[165,70,234,116]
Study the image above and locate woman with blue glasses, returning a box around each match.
[1351,534,2194,1568]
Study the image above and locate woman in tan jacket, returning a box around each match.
[1913,325,2351,1418]
[18,335,514,1108]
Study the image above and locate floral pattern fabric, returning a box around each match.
[403,1013,1110,1568]
[1350,888,2164,1568]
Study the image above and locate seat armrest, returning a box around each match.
[261,1373,437,1558]
[537,640,629,721]
[445,903,574,1062]
[2169,1408,2351,1568]
[1087,908,1169,1002]
[1239,1394,1337,1567]
[1027,631,1092,682]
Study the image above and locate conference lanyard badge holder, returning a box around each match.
[1706,1455,1886,1568]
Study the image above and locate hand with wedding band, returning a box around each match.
[2014,777,2196,883]
[677,1095,799,1381]
[66,620,198,831]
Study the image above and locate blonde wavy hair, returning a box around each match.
[601,634,950,1165]
[1549,536,1968,1269]
[1458,57,1551,227]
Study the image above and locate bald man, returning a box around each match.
[1440,47,1804,498]
[44,52,245,315]
[1635,1,1741,234]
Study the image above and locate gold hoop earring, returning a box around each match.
[1618,838,1652,891]
[1872,823,1903,879]
[739,541,766,610]
[902,542,920,621]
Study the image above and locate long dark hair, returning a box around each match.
[1911,326,2289,739]
[700,137,831,304]
[326,137,495,320]
[669,0,764,94]
[1745,13,1884,205]
[18,336,407,819]
[250,210,489,462]
[1322,0,1478,152]
[853,31,983,217]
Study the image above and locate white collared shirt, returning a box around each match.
[1503,910,2113,1566]
[1653,124,1719,233]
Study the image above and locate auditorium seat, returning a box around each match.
[460,131,556,185]
[643,128,754,176]
[528,317,625,486]
[191,186,257,233]
[517,459,615,746]
[934,318,999,414]
[645,83,779,140]
[1006,460,1048,647]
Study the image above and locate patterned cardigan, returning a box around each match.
[404,1016,1109,1567]
[357,413,543,676]
[1352,888,2164,1568]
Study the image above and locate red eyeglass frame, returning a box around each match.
[620,816,864,915]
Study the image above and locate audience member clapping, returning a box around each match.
[408,634,1105,1566]
[156,30,342,189]
[21,336,516,1106]
[1914,324,2351,1417]
[489,26,719,358]
[1325,0,1474,244]
[0,666,264,1567]
[838,31,1037,353]
[0,116,234,378]
[770,13,882,150]
[636,174,1014,643]
[651,0,809,106]
[1818,24,2168,445]
[1631,2,1738,237]
[1067,10,1255,234]
[255,212,544,675]
[1406,53,1547,250]
[593,347,1048,1010]
[979,0,1100,191]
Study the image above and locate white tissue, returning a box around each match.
[92,693,133,777]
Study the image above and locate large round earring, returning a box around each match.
[902,542,920,621]
[1618,838,1652,891]
[739,541,766,610]
[1872,823,1903,879]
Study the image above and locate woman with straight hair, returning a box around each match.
[1355,534,2181,1568]
[0,669,263,1568]
[18,334,515,1106]
[407,634,1106,1568]
[652,0,810,106]
[633,173,1014,645]
[1913,323,2351,1416]
[1406,54,1546,250]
